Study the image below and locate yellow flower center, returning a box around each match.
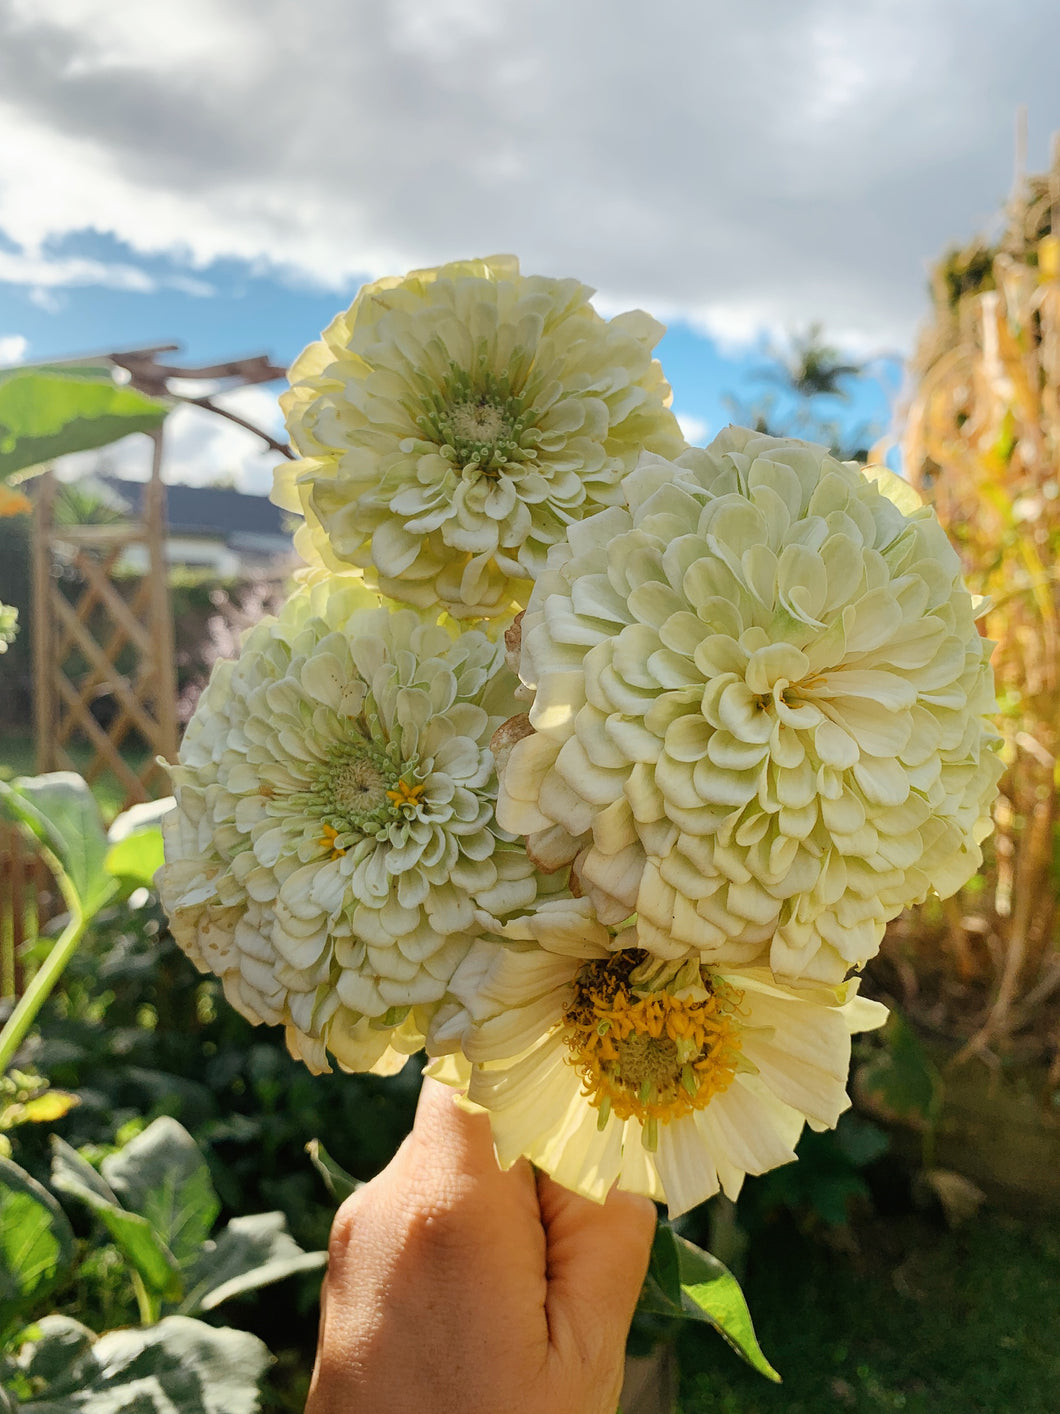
[563,954,743,1148]
[319,822,346,859]
[386,778,426,812]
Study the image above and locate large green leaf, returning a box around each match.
[0,774,115,917]
[50,1138,181,1303]
[637,1225,780,1383]
[10,1315,94,1387]
[12,1315,270,1413]
[180,1212,326,1315]
[0,1159,74,1341]
[0,366,169,481]
[104,800,173,893]
[101,1118,220,1270]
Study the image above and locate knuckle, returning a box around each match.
[326,1186,371,1264]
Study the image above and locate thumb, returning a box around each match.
[536,1170,656,1351]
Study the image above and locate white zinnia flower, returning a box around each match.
[158,573,551,1075]
[429,899,887,1216]
[498,427,1003,983]
[273,255,684,619]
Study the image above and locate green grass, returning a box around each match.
[677,1210,1060,1414]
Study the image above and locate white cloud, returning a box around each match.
[675,412,710,446]
[0,334,28,365]
[0,0,1057,347]
[0,248,213,295]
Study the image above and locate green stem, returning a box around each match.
[130,1269,162,1327]
[0,907,86,1074]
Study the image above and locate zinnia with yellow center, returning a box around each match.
[158,572,557,1076]
[429,899,887,1215]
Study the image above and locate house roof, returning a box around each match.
[102,476,291,543]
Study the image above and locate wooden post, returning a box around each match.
[31,471,56,773]
[145,427,179,764]
[30,433,179,810]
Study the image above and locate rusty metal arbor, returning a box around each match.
[30,345,288,811]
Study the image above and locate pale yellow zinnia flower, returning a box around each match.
[497,427,1003,983]
[274,255,683,619]
[429,899,887,1216]
[158,572,556,1075]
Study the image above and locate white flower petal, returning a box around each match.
[501,427,1002,981]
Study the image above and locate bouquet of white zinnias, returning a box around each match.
[158,254,1001,1372]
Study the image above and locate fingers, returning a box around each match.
[406,1076,506,1182]
[536,1169,657,1349]
[404,1078,544,1249]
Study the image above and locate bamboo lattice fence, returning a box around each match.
[31,432,178,806]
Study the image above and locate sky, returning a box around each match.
[1,0,1058,493]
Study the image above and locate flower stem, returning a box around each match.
[0,908,86,1074]
[130,1269,161,1326]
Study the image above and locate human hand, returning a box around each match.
[305,1076,657,1414]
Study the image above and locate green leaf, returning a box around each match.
[104,831,165,893]
[0,366,169,481]
[180,1212,326,1315]
[12,1315,94,1386]
[637,1233,780,1384]
[12,1314,271,1413]
[306,1139,361,1204]
[101,1117,220,1269]
[50,1137,181,1304]
[857,1011,943,1129]
[104,800,174,892]
[676,1235,780,1382]
[0,773,116,917]
[0,1158,74,1340]
[646,1220,682,1307]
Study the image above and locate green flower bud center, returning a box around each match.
[416,357,538,475]
[449,400,509,446]
[332,756,392,816]
[609,1031,681,1094]
[312,739,408,835]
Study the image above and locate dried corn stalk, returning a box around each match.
[900,142,1060,1058]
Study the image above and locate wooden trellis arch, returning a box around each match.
[30,346,289,811]
[31,435,178,804]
